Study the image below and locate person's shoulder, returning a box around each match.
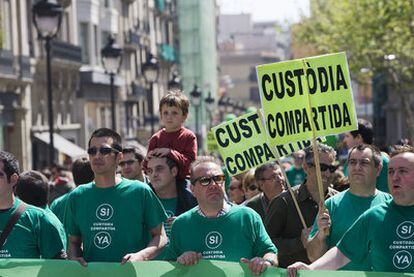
[173,207,198,223]
[244,193,262,207]
[375,190,392,201]
[50,193,69,209]
[180,127,196,138]
[327,189,347,203]
[120,178,152,192]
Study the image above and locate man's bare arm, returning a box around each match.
[68,235,87,266]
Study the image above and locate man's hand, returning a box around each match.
[166,216,177,227]
[69,256,88,267]
[240,257,272,276]
[317,207,331,239]
[177,251,202,266]
[301,227,312,248]
[148,148,171,158]
[287,262,311,277]
[121,252,146,264]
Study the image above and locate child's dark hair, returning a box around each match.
[159,90,189,115]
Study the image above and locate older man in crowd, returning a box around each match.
[288,145,414,274]
[164,156,278,275]
[265,144,338,268]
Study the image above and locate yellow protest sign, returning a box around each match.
[212,111,276,176]
[207,131,219,154]
[256,52,357,147]
[212,110,326,176]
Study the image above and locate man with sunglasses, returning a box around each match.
[120,145,147,183]
[245,162,286,222]
[265,144,338,268]
[65,128,168,265]
[305,144,391,271]
[164,156,278,275]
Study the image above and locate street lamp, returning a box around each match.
[142,53,160,135]
[190,84,202,147]
[101,35,122,131]
[32,0,63,166]
[204,91,215,129]
[168,71,182,91]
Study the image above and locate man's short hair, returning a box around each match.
[0,150,20,181]
[72,158,94,186]
[254,161,281,181]
[390,144,414,158]
[348,144,382,167]
[304,144,337,165]
[15,170,49,207]
[159,90,189,115]
[122,145,145,162]
[88,128,122,152]
[350,119,374,144]
[190,156,222,181]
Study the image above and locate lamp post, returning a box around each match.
[168,71,182,91]
[142,53,160,135]
[101,35,122,130]
[190,84,202,148]
[204,91,215,129]
[32,0,63,166]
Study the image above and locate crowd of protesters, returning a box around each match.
[0,90,413,274]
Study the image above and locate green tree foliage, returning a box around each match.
[296,0,414,141]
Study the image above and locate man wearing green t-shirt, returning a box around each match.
[286,151,307,187]
[146,156,197,239]
[0,151,66,259]
[164,156,278,275]
[306,144,392,271]
[342,119,389,192]
[66,128,168,265]
[288,145,414,275]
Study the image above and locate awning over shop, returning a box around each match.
[33,132,87,159]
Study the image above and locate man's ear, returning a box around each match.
[171,166,178,178]
[190,183,195,194]
[375,162,383,178]
[9,173,19,188]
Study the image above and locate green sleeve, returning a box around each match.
[162,220,180,261]
[143,187,168,231]
[336,212,369,264]
[252,212,278,257]
[38,212,67,258]
[64,193,80,237]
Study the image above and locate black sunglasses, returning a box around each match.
[247,185,258,191]
[309,163,338,173]
[119,160,137,167]
[87,147,119,156]
[192,175,226,186]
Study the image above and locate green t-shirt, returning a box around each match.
[65,178,167,262]
[337,201,414,272]
[50,193,70,224]
[0,198,66,259]
[310,189,392,270]
[164,205,277,262]
[286,167,306,187]
[344,152,389,193]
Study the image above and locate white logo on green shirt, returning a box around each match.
[94,231,112,249]
[396,221,414,239]
[205,231,223,249]
[96,204,114,221]
[393,250,412,270]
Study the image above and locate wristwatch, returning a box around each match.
[264,258,276,266]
